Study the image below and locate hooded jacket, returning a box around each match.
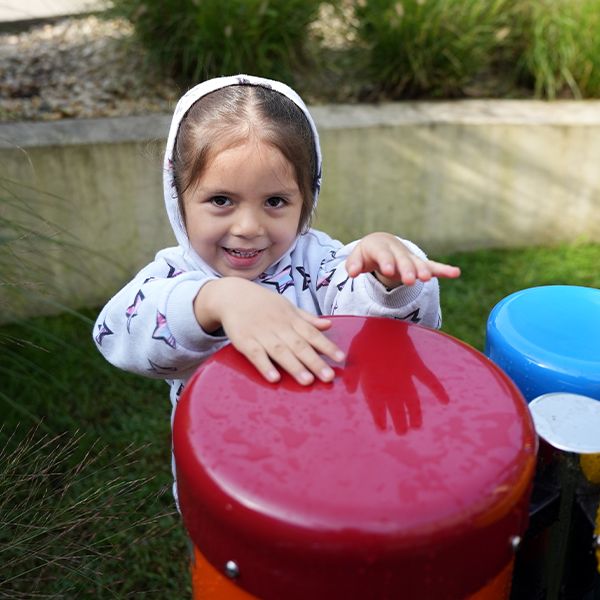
[93,74,442,412]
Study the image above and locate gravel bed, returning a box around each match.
[0,5,360,123]
[0,16,180,122]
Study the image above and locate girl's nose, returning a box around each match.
[231,208,264,238]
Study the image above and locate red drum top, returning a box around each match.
[174,316,536,600]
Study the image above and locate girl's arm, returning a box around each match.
[314,233,460,328]
[194,277,345,386]
[93,254,228,380]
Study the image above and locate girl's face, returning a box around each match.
[183,138,303,280]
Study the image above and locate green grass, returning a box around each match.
[437,242,600,349]
[1,242,599,596]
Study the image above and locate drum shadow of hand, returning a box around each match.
[342,323,450,436]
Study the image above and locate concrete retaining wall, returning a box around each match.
[1,100,599,318]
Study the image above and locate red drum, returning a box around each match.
[174,316,537,600]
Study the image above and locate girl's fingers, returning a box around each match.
[414,260,434,282]
[237,325,343,386]
[349,234,461,283]
[428,261,461,278]
[239,335,315,385]
[274,328,339,384]
[345,246,365,277]
[386,250,460,285]
[391,251,418,285]
[294,318,345,364]
[238,340,281,383]
[267,338,321,385]
[298,309,332,331]
[288,341,336,384]
[312,317,333,331]
[296,310,345,363]
[373,247,397,277]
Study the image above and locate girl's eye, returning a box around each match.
[266,196,287,208]
[210,196,232,207]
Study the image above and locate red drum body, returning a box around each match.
[174,316,537,600]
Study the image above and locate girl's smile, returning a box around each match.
[183,138,304,280]
[222,246,266,270]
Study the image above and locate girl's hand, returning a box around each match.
[194,278,345,386]
[345,232,461,288]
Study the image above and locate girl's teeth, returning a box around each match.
[229,249,259,257]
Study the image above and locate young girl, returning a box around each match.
[93,73,460,419]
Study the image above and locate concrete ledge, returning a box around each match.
[2,100,598,147]
[311,99,600,127]
[2,100,600,317]
[0,0,107,31]
[0,115,172,147]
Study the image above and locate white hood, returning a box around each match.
[162,74,323,272]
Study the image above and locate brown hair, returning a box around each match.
[171,84,318,233]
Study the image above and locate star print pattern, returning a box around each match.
[174,383,185,402]
[95,320,114,346]
[259,264,294,294]
[152,311,177,348]
[166,263,183,278]
[317,268,336,290]
[393,309,421,324]
[336,275,350,292]
[126,290,145,333]
[295,266,311,291]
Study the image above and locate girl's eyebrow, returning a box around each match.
[194,185,236,197]
[270,187,300,196]
[198,186,299,198]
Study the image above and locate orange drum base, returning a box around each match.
[191,545,514,600]
[466,559,514,600]
[191,546,257,600]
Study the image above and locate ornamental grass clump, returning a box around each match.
[0,177,108,323]
[352,0,516,99]
[0,429,157,597]
[511,0,600,99]
[109,0,327,86]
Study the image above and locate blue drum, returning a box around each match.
[485,285,600,403]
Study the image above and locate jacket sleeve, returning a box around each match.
[92,250,228,380]
[314,238,442,329]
